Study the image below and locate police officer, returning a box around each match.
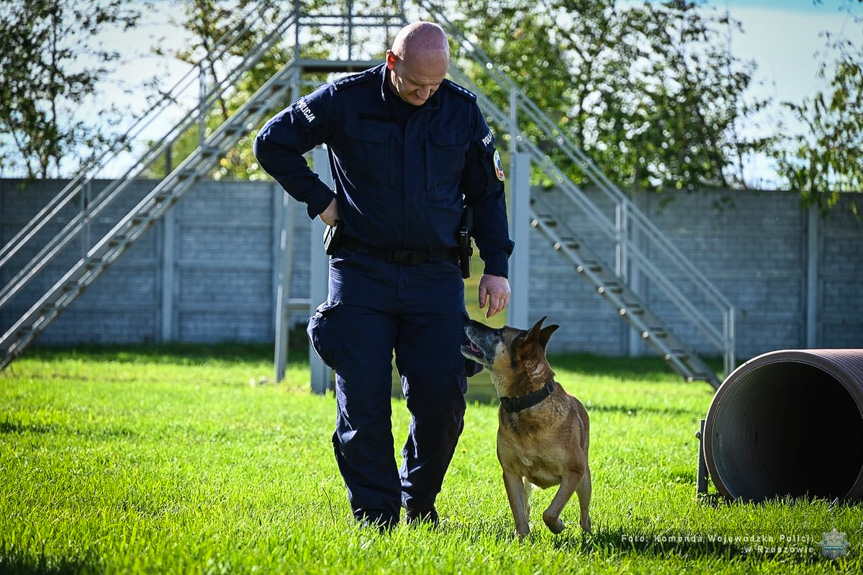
[254,21,513,529]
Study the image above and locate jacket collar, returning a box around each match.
[378,62,441,113]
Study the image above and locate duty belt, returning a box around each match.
[340,235,459,266]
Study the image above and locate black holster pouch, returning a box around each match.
[457,207,474,279]
[323,220,343,255]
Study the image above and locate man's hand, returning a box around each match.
[478,274,510,318]
[319,198,339,226]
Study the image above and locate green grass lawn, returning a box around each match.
[1,344,861,574]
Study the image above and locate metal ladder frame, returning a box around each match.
[418,0,735,384]
[0,0,408,372]
[2,0,734,386]
[0,4,304,368]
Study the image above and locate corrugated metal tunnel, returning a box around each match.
[703,349,863,502]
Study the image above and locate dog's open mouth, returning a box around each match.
[461,340,484,360]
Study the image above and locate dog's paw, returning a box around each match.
[580,516,592,532]
[542,513,566,534]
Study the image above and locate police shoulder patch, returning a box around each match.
[493,149,506,181]
[333,69,377,91]
[442,79,477,102]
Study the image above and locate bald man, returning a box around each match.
[255,22,514,530]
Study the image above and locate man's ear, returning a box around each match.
[385,50,397,70]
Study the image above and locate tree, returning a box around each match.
[0,0,140,179]
[451,0,772,194]
[146,0,341,181]
[773,1,863,214]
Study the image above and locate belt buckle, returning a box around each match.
[391,249,414,265]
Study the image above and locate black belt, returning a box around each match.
[340,235,458,266]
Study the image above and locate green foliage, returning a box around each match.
[773,4,863,216]
[451,0,773,194]
[1,345,862,573]
[143,0,294,180]
[0,0,140,178]
[145,0,371,181]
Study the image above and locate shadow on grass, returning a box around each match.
[0,416,138,440]
[0,545,95,575]
[21,342,275,366]
[0,419,57,435]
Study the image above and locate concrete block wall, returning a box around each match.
[0,179,309,347]
[1,179,861,361]
[819,204,863,348]
[527,187,863,360]
[169,180,278,343]
[640,189,809,359]
[526,187,628,355]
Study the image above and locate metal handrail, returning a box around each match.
[449,63,735,368]
[0,0,271,270]
[0,6,299,312]
[420,0,735,369]
[1,56,301,360]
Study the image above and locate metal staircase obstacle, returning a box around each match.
[2,0,733,386]
[1,0,283,270]
[418,0,734,386]
[1,0,408,371]
[530,193,718,385]
[0,1,304,369]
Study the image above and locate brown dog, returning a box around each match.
[462,316,591,539]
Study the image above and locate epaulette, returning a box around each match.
[333,68,378,91]
[442,79,477,102]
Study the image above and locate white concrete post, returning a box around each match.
[160,208,175,342]
[273,185,292,383]
[806,204,820,348]
[508,152,531,329]
[310,147,333,394]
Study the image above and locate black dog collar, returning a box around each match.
[499,381,556,412]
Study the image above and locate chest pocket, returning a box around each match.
[427,130,469,202]
[342,121,394,187]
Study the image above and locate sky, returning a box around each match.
[714,0,861,105]
[697,0,863,186]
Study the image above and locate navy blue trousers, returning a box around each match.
[308,248,469,527]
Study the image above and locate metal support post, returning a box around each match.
[508,152,531,329]
[806,204,820,348]
[696,419,709,496]
[160,209,176,342]
[615,202,635,356]
[274,186,292,382]
[310,147,332,394]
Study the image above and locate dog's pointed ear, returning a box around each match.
[523,316,547,344]
[524,316,557,349]
[538,324,559,350]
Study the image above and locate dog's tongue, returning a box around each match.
[468,341,481,354]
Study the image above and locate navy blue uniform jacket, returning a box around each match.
[254,63,514,277]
